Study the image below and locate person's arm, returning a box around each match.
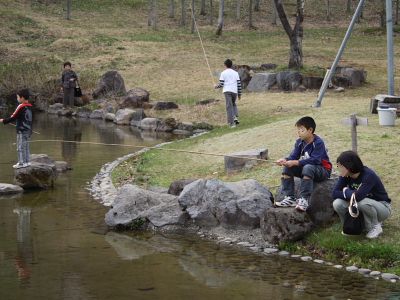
[2,104,23,124]
[298,139,326,166]
[237,74,242,99]
[343,173,375,200]
[332,176,348,200]
[286,140,301,161]
[215,72,224,89]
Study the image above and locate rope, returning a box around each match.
[28,139,277,164]
[190,4,216,87]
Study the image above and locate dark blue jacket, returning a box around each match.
[286,134,332,172]
[332,166,391,203]
[2,103,33,134]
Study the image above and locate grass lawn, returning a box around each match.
[1,0,400,274]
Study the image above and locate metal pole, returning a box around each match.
[386,0,395,95]
[313,0,366,108]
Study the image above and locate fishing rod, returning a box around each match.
[7,123,40,135]
[28,139,279,164]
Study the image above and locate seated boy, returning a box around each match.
[275,116,332,211]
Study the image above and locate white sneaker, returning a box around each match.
[295,197,309,212]
[12,162,24,169]
[276,196,297,207]
[366,223,383,239]
[230,124,236,128]
[22,163,31,168]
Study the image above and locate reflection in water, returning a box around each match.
[13,206,33,284]
[62,118,82,162]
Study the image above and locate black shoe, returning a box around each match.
[234,117,240,125]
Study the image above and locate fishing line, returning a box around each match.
[7,123,40,135]
[190,4,216,87]
[28,139,279,164]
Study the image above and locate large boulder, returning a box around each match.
[178,179,273,229]
[276,71,303,91]
[130,109,146,127]
[93,71,127,99]
[14,163,57,189]
[247,73,277,92]
[0,183,23,195]
[139,118,160,131]
[47,103,64,115]
[30,154,55,165]
[153,101,179,110]
[104,184,188,228]
[168,179,197,196]
[114,108,136,125]
[156,117,177,132]
[234,65,252,89]
[335,67,367,87]
[119,88,150,109]
[261,208,314,244]
[89,109,104,119]
[224,148,268,174]
[303,76,324,89]
[275,177,338,226]
[76,107,92,118]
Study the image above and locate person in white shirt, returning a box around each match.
[215,59,242,128]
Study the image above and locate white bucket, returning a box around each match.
[377,107,397,126]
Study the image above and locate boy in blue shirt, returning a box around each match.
[275,116,332,211]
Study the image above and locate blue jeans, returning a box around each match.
[281,164,330,199]
[16,132,31,164]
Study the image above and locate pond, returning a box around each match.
[0,113,399,300]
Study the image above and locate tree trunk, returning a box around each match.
[209,0,214,24]
[380,0,385,28]
[148,0,152,26]
[200,0,206,15]
[271,0,277,25]
[216,0,224,36]
[249,0,254,28]
[346,0,351,14]
[254,0,261,11]
[152,0,157,30]
[236,0,241,21]
[169,0,175,18]
[326,0,330,21]
[191,0,195,33]
[180,0,186,26]
[66,0,71,20]
[396,0,399,25]
[274,0,304,69]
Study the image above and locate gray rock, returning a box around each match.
[278,251,290,256]
[0,183,23,195]
[89,109,104,119]
[247,73,277,92]
[313,259,324,264]
[119,88,150,109]
[154,101,179,110]
[104,184,188,228]
[114,108,136,125]
[260,63,277,70]
[275,178,338,226]
[261,207,314,244]
[301,256,313,261]
[358,268,371,275]
[76,107,92,118]
[130,109,146,127]
[291,254,301,258]
[263,247,279,254]
[177,122,194,132]
[14,163,57,189]
[47,103,64,114]
[302,76,324,89]
[276,71,303,91]
[156,118,176,132]
[334,265,343,269]
[104,113,115,122]
[346,266,359,272]
[369,271,381,277]
[30,154,55,165]
[58,108,73,117]
[172,129,192,135]
[178,179,273,229]
[139,118,160,131]
[195,99,219,106]
[381,273,400,281]
[336,67,367,87]
[93,71,126,99]
[55,161,70,172]
[235,65,252,89]
[334,87,345,93]
[168,179,197,196]
[224,148,268,174]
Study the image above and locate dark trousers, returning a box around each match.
[281,164,329,199]
[63,87,74,107]
[224,92,238,125]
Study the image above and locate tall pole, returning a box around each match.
[386,0,395,95]
[313,0,366,108]
[66,0,71,20]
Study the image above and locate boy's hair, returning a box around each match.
[295,116,316,133]
[224,59,233,68]
[17,88,30,100]
[63,61,72,68]
[336,150,364,174]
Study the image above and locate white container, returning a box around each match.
[377,107,397,126]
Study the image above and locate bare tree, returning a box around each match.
[169,0,175,18]
[249,0,254,28]
[66,0,71,20]
[180,0,186,26]
[271,0,277,25]
[216,0,224,36]
[236,0,241,21]
[209,0,214,24]
[148,0,158,29]
[274,0,305,68]
[200,0,206,15]
[396,0,399,25]
[326,0,330,21]
[254,0,261,11]
[191,0,195,33]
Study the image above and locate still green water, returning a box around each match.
[0,114,399,300]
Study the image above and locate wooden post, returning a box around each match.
[342,114,368,153]
[66,0,71,20]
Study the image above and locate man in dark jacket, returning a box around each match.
[0,89,33,168]
[61,61,78,107]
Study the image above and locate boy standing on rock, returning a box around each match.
[61,61,78,107]
[275,116,332,212]
[215,59,242,128]
[0,89,33,169]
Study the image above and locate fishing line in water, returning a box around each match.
[190,4,216,88]
[28,139,279,165]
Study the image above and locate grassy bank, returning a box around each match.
[1,0,400,274]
